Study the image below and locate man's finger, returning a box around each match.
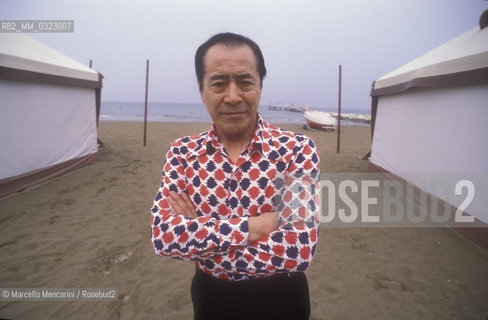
[169,191,198,218]
[175,192,197,218]
[179,192,198,218]
[168,191,185,215]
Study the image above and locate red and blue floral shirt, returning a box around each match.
[150,114,320,280]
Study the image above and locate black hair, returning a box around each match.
[195,32,267,91]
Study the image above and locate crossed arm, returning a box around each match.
[168,191,278,243]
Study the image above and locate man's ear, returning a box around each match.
[198,82,205,103]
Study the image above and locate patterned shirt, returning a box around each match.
[150,114,320,281]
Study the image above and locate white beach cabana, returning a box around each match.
[0,33,103,197]
[369,11,488,247]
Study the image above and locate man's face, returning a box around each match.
[199,44,261,141]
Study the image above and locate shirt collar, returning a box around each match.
[185,113,284,162]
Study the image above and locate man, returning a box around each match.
[150,32,320,320]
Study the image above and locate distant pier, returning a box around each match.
[268,103,307,113]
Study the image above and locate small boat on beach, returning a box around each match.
[330,112,371,124]
[304,110,337,131]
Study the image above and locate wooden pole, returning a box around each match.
[336,65,342,153]
[143,59,149,146]
[89,59,106,147]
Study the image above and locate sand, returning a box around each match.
[0,121,487,319]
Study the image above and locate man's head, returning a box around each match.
[195,33,267,144]
[195,32,267,91]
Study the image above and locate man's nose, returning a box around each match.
[224,82,242,105]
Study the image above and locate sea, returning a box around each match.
[100,101,371,126]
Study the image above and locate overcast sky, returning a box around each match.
[1,0,487,111]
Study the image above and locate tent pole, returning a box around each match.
[336,65,342,153]
[89,59,105,148]
[143,59,149,146]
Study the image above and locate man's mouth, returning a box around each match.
[222,111,247,116]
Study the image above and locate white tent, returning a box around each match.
[0,33,103,197]
[369,12,488,247]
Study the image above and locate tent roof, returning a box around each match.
[371,25,488,96]
[0,33,99,85]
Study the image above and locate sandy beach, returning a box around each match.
[0,121,487,320]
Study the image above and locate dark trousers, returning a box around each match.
[191,268,311,320]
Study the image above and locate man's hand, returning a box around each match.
[248,211,279,243]
[168,191,198,218]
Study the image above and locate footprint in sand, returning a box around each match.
[103,177,119,184]
[371,274,408,292]
[111,251,133,263]
[50,199,77,209]
[348,235,368,251]
[48,215,60,225]
[100,251,134,276]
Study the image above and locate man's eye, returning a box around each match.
[211,82,225,87]
[240,81,254,89]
